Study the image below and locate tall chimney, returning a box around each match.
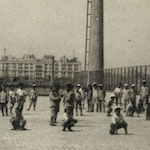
[89,0,104,74]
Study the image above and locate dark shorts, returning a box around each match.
[110,122,128,134]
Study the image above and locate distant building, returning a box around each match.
[0,55,82,80]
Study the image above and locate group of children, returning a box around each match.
[49,83,78,131]
[107,80,150,134]
[0,83,38,130]
[0,80,149,134]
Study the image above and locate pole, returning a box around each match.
[51,56,55,85]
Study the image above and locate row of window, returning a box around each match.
[2,64,79,71]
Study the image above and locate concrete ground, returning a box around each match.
[0,95,150,150]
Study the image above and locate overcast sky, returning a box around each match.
[0,0,150,68]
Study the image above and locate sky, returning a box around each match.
[0,0,150,68]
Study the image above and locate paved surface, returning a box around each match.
[0,95,150,150]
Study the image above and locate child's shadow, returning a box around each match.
[117,133,134,135]
[63,130,83,132]
[76,124,93,127]
[10,128,30,131]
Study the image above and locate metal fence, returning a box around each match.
[74,65,150,92]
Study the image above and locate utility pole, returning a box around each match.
[4,48,6,59]
[84,0,92,86]
[51,56,55,85]
[73,50,75,58]
[4,48,7,78]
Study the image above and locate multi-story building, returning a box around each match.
[0,55,82,80]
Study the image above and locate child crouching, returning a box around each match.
[110,106,128,135]
[62,106,77,131]
[10,108,26,130]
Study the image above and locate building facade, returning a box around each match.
[0,55,82,80]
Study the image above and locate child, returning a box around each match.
[27,84,38,111]
[16,83,26,114]
[126,101,139,117]
[10,108,26,130]
[107,94,115,116]
[62,106,77,131]
[138,98,145,113]
[126,102,133,117]
[98,84,106,112]
[0,84,8,116]
[146,103,150,120]
[110,106,128,135]
[74,84,83,116]
[9,87,16,114]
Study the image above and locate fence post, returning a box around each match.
[145,66,147,81]
[140,66,142,88]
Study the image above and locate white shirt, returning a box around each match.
[16,88,25,96]
[29,89,37,100]
[63,112,69,120]
[140,86,148,98]
[99,90,104,100]
[122,89,130,100]
[9,90,15,98]
[114,87,122,97]
[92,88,99,98]
[112,114,125,124]
[79,88,84,98]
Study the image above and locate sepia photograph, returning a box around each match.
[0,0,150,150]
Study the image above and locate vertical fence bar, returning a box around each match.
[145,66,147,81]
[110,69,113,90]
[127,67,130,86]
[108,69,111,90]
[120,68,122,86]
[116,68,119,85]
[124,68,126,84]
[105,69,107,89]
[140,66,142,89]
[131,67,134,84]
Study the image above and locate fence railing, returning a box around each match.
[74,65,150,92]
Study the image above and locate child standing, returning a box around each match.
[107,94,115,116]
[74,84,83,116]
[9,87,16,114]
[122,84,130,112]
[0,84,8,116]
[27,84,38,111]
[98,84,106,112]
[92,82,99,112]
[110,106,128,135]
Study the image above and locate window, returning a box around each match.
[25,64,29,70]
[36,65,42,71]
[6,63,10,69]
[18,64,23,70]
[68,68,72,71]
[68,72,72,78]
[74,64,79,71]
[12,71,16,77]
[68,64,72,67]
[68,64,72,71]
[12,63,16,69]
[61,72,66,77]
[55,67,58,71]
[62,67,66,71]
[18,71,22,76]
[62,64,66,67]
[55,64,58,67]
[74,68,78,71]
[30,64,33,70]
